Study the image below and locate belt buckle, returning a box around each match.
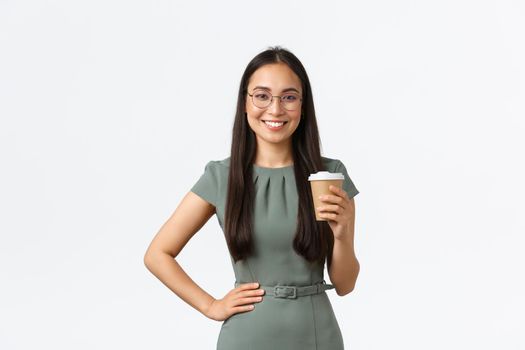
[274,285,297,299]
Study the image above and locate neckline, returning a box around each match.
[253,163,294,170]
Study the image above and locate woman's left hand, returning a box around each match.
[316,185,355,241]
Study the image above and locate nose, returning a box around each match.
[267,96,284,115]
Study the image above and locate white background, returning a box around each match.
[1,0,524,349]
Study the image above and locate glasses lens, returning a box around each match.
[252,90,271,108]
[281,93,301,111]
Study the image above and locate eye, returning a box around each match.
[254,92,270,100]
[282,94,298,101]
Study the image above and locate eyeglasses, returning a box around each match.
[247,89,303,111]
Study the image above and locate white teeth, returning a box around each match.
[264,121,285,127]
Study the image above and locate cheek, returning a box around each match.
[246,113,261,130]
[246,108,264,121]
[246,100,259,114]
[290,113,302,123]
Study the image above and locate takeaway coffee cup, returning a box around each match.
[308,171,345,221]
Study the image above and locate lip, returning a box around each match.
[262,120,287,131]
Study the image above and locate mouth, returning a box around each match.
[263,120,288,127]
[262,120,288,131]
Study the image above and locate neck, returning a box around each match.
[253,138,293,168]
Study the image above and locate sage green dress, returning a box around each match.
[190,156,359,350]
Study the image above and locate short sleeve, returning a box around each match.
[335,160,359,199]
[190,161,218,206]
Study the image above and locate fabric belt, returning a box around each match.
[234,280,334,299]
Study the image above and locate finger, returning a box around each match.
[317,204,342,214]
[319,193,344,204]
[318,212,339,221]
[239,289,265,298]
[232,304,255,314]
[236,282,260,292]
[329,185,348,199]
[235,295,263,304]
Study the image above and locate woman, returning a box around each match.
[144,46,360,349]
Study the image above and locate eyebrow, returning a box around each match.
[252,85,301,94]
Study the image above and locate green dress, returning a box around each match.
[191,156,359,350]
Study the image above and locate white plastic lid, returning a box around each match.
[308,171,344,181]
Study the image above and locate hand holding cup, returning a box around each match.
[308,171,355,241]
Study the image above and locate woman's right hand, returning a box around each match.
[205,282,265,321]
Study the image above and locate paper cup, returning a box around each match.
[308,171,344,221]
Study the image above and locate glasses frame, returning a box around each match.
[247,89,303,111]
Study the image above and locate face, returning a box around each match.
[245,63,303,147]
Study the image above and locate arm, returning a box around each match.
[327,197,360,296]
[143,191,217,317]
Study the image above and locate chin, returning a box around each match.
[259,134,292,144]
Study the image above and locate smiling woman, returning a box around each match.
[144,46,360,350]
[244,62,304,152]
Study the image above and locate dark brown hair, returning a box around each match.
[224,46,334,271]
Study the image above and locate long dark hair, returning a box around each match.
[224,46,334,271]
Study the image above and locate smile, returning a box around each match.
[262,120,288,130]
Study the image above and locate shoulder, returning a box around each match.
[208,157,230,172]
[216,157,231,169]
[322,156,359,198]
[321,156,344,172]
[199,157,230,176]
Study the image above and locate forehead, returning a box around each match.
[247,63,302,92]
